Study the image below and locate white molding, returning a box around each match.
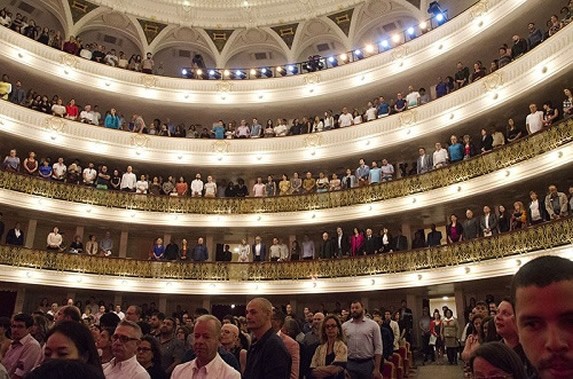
[0,144,569,226]
[0,22,571,166]
[0,0,528,106]
[0,246,570,295]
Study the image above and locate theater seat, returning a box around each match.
[390,353,404,379]
[383,361,397,379]
[398,346,410,377]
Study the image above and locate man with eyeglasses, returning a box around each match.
[103,320,150,379]
[1,313,41,379]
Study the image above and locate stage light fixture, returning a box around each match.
[380,40,389,49]
[277,66,287,76]
[340,53,348,62]
[392,34,401,43]
[407,27,415,36]
[182,68,188,76]
[287,64,298,74]
[365,44,375,54]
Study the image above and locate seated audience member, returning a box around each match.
[470,342,527,379]
[511,256,573,379]
[137,335,168,379]
[310,315,347,379]
[103,320,150,379]
[1,313,42,378]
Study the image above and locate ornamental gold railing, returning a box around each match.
[0,217,571,280]
[0,119,571,214]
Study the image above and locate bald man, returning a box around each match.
[244,298,291,379]
[220,323,247,375]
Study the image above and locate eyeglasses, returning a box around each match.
[112,334,139,343]
[137,347,152,353]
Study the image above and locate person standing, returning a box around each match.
[342,301,382,379]
[103,320,150,379]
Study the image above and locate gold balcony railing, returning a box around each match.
[0,119,571,215]
[0,217,571,281]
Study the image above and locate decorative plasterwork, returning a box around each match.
[0,0,533,105]
[470,0,490,20]
[270,23,299,50]
[83,0,370,29]
[482,72,503,91]
[0,244,570,295]
[327,8,355,37]
[0,23,570,166]
[204,29,235,53]
[0,144,569,226]
[137,19,169,45]
[67,0,98,23]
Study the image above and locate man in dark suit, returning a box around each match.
[363,228,380,255]
[392,229,408,251]
[252,235,267,262]
[6,222,24,246]
[480,205,499,236]
[334,226,350,257]
[318,232,335,259]
[426,224,442,246]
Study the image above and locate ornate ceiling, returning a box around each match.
[27,0,473,73]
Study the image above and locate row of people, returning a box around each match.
[16,182,571,260]
[3,255,572,378]
[1,4,570,140]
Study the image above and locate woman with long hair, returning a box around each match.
[42,320,103,376]
[350,227,364,257]
[430,310,444,364]
[310,315,347,379]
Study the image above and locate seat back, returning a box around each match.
[382,361,396,379]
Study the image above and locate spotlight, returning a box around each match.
[354,49,362,59]
[339,53,348,61]
[407,27,415,36]
[223,69,230,77]
[181,67,194,78]
[286,64,298,74]
[436,13,444,22]
[392,34,401,43]
[419,21,428,29]
[231,70,246,79]
[303,55,324,72]
[208,69,221,79]
[380,40,389,49]
[428,1,447,25]
[250,68,257,76]
[365,44,375,54]
[182,68,188,76]
[259,67,273,78]
[327,56,338,67]
[277,66,287,76]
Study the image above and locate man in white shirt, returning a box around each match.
[103,320,150,379]
[432,142,448,169]
[52,157,67,181]
[79,104,95,124]
[405,85,420,108]
[114,305,125,320]
[338,107,354,128]
[82,162,97,186]
[120,166,137,191]
[191,173,204,197]
[525,103,544,134]
[171,315,240,379]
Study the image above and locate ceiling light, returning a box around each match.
[392,34,401,43]
[380,40,389,49]
[407,27,415,36]
[339,53,348,61]
[365,44,375,53]
[419,21,428,29]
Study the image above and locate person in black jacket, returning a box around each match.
[5,222,24,245]
[318,232,335,259]
[363,228,380,255]
[426,224,443,246]
[392,229,408,251]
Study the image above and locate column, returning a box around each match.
[24,219,37,248]
[407,293,420,348]
[158,295,168,314]
[13,286,26,314]
[205,234,215,261]
[75,226,85,240]
[454,287,465,321]
[119,230,129,258]
[401,223,412,250]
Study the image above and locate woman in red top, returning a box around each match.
[65,98,79,120]
[350,227,364,257]
[430,310,444,364]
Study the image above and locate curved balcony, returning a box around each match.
[0,120,571,226]
[0,218,571,294]
[1,21,571,167]
[0,0,534,106]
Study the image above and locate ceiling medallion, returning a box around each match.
[60,53,78,69]
[470,0,489,20]
[482,72,503,91]
[304,72,321,86]
[399,110,417,126]
[141,74,158,88]
[130,133,150,148]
